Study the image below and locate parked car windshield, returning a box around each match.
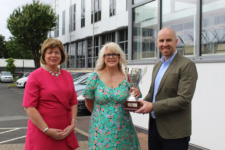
[1,72,12,75]
[23,73,30,77]
[79,78,88,85]
[71,73,87,80]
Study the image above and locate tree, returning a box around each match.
[7,0,57,68]
[0,35,9,58]
[6,38,33,59]
[5,58,16,77]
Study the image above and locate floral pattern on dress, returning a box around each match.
[82,72,141,150]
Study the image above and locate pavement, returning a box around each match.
[0,116,148,150]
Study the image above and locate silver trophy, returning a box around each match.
[124,67,146,111]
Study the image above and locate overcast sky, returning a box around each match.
[0,0,54,41]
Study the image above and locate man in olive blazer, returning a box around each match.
[136,27,198,150]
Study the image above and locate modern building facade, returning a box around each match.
[49,0,129,70]
[50,0,225,149]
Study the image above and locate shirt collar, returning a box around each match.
[161,50,177,63]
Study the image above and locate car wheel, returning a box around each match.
[24,82,26,88]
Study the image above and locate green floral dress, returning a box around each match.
[82,72,141,150]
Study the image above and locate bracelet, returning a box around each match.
[43,127,49,133]
[71,119,76,122]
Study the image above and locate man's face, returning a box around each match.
[157,28,178,60]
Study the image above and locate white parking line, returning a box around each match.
[0,136,26,144]
[0,127,27,129]
[0,128,20,135]
[0,116,28,121]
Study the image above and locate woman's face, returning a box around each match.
[104,47,120,68]
[44,47,61,67]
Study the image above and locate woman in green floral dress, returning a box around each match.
[82,42,141,150]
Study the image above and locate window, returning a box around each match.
[77,41,85,68]
[91,0,101,23]
[54,15,59,37]
[88,37,99,68]
[132,1,158,60]
[109,0,116,16]
[81,0,85,28]
[133,0,146,4]
[162,0,197,56]
[61,45,68,68]
[102,32,115,45]
[68,43,76,68]
[69,4,76,32]
[119,29,128,59]
[202,0,225,55]
[62,11,65,35]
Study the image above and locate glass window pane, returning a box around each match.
[132,1,158,60]
[202,0,225,55]
[162,0,197,56]
[87,36,99,68]
[82,41,86,57]
[133,0,146,5]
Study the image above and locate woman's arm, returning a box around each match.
[59,105,78,139]
[24,107,48,131]
[71,105,77,124]
[24,107,63,140]
[85,99,94,113]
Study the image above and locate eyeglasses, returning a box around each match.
[104,53,120,59]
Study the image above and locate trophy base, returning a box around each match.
[124,101,140,111]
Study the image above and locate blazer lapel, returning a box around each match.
[150,62,162,99]
[156,53,180,96]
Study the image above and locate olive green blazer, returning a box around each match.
[144,53,198,139]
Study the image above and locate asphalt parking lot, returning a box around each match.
[0,82,90,146]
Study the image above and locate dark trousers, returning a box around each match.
[148,117,190,150]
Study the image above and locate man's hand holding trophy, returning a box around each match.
[124,67,146,111]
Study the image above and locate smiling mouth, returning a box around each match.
[108,60,116,62]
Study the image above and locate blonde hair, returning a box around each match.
[95,42,127,72]
[40,38,66,65]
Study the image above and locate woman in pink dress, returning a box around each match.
[23,38,79,150]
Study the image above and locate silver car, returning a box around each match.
[74,73,91,91]
[0,71,14,83]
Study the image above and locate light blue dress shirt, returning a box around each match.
[151,51,177,118]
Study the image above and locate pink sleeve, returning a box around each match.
[22,73,40,107]
[68,73,78,106]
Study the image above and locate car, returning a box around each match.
[16,72,30,87]
[74,76,89,91]
[70,72,87,80]
[76,90,87,111]
[74,73,91,91]
[74,73,91,84]
[14,72,24,79]
[73,73,91,112]
[0,71,14,83]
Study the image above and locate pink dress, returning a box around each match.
[23,67,79,150]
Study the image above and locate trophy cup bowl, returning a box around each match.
[124,68,142,111]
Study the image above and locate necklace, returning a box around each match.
[45,65,60,77]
